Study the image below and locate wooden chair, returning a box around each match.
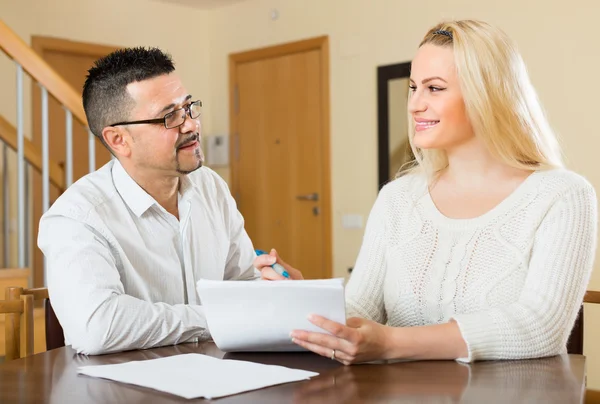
[587,390,600,404]
[568,290,600,354]
[1,293,34,361]
[44,296,65,351]
[4,286,65,361]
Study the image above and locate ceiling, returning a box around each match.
[155,0,252,10]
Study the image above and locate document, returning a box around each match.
[196,278,346,352]
[78,354,318,399]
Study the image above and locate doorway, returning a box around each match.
[229,37,331,279]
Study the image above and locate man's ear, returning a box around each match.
[102,126,131,158]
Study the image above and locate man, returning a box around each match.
[38,47,300,355]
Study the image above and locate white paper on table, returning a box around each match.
[196,278,346,352]
[77,353,318,399]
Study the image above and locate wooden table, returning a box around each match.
[0,342,587,403]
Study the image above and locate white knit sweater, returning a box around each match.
[345,169,597,362]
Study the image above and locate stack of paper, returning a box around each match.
[196,278,346,352]
[78,354,318,399]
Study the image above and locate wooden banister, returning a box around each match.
[0,115,65,192]
[0,19,87,126]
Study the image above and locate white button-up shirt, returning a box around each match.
[38,160,259,355]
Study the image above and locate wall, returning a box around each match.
[204,0,600,387]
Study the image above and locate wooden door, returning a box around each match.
[31,37,117,286]
[230,37,331,279]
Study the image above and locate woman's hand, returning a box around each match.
[253,248,304,280]
[290,315,392,365]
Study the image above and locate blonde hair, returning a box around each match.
[400,20,563,179]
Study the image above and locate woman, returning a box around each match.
[255,20,597,364]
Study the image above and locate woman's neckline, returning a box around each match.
[422,170,544,229]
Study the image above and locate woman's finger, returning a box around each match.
[307,315,356,341]
[290,330,351,352]
[291,337,352,363]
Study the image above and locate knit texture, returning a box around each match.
[345,169,597,362]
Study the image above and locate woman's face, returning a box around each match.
[408,44,475,151]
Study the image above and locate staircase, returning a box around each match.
[0,19,97,287]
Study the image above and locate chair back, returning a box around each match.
[45,298,65,350]
[567,291,600,354]
[1,292,33,361]
[3,287,65,360]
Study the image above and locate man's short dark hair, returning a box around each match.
[82,47,175,150]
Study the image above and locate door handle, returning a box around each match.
[296,192,319,201]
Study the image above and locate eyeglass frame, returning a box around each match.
[109,100,202,129]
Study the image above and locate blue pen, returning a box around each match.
[255,249,290,279]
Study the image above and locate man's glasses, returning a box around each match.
[110,100,202,129]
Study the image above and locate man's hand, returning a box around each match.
[253,249,304,280]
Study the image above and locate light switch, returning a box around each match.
[342,214,363,229]
[206,135,229,167]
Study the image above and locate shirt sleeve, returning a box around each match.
[38,214,210,355]
[345,189,388,324]
[217,175,260,281]
[451,184,598,362]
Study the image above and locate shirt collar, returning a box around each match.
[112,159,157,217]
[178,173,194,202]
[112,159,197,217]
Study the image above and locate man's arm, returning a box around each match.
[215,173,260,281]
[39,214,209,355]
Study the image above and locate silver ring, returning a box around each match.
[330,349,336,360]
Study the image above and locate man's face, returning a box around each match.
[124,73,203,175]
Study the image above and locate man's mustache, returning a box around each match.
[176,134,199,149]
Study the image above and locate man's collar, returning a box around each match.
[178,172,194,201]
[112,160,196,217]
[112,160,158,217]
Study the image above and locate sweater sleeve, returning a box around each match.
[451,183,598,362]
[345,188,389,324]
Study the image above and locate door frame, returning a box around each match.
[229,36,332,278]
[377,61,411,190]
[30,36,119,287]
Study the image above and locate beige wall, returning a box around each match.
[2,0,600,388]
